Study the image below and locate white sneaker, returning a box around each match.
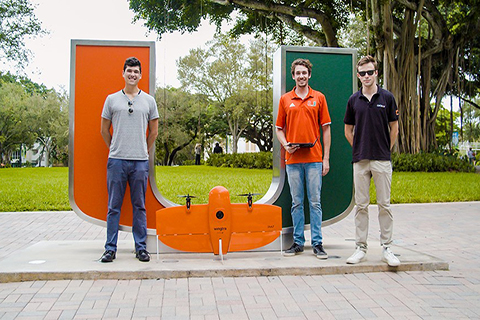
[346,247,366,264]
[382,247,401,267]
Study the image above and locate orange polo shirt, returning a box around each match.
[276,86,331,165]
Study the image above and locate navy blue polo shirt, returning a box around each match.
[344,85,398,163]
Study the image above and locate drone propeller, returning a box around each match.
[178,194,196,198]
[236,192,262,208]
[178,194,196,210]
[236,193,261,197]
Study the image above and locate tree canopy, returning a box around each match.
[0,0,45,66]
[130,0,480,152]
[0,74,68,166]
[177,34,273,154]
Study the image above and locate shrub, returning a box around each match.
[206,152,273,169]
[392,152,475,172]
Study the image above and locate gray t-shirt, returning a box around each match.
[101,90,159,160]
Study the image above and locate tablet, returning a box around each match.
[288,142,315,148]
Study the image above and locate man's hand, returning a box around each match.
[284,143,299,154]
[322,159,330,176]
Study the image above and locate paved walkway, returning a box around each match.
[1,202,480,319]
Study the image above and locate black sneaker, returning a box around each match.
[100,250,116,263]
[284,243,304,256]
[313,244,328,260]
[136,250,150,262]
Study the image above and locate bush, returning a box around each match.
[206,152,273,169]
[392,152,475,172]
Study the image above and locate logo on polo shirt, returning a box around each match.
[307,101,317,107]
[289,103,296,108]
[376,104,385,108]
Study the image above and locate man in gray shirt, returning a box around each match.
[100,57,159,262]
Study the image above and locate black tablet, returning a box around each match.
[288,142,315,148]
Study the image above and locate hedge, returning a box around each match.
[392,152,475,173]
[206,152,272,169]
[201,151,474,172]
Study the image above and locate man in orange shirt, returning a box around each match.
[276,58,332,259]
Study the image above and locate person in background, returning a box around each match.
[195,143,202,165]
[213,142,223,154]
[467,147,475,165]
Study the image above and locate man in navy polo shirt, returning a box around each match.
[344,55,400,267]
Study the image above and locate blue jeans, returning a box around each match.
[286,162,324,246]
[105,158,149,252]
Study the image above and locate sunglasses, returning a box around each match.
[128,101,133,114]
[358,70,376,77]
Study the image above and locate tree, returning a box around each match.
[177,34,253,153]
[368,0,480,153]
[462,98,480,143]
[129,0,358,47]
[0,81,36,164]
[156,87,208,165]
[0,0,45,66]
[130,0,480,154]
[435,106,460,150]
[241,37,274,152]
[0,75,68,166]
[28,90,69,167]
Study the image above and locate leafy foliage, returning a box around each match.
[0,75,68,166]
[129,0,360,47]
[392,152,474,173]
[206,152,272,169]
[0,0,45,66]
[177,34,273,153]
[155,87,208,166]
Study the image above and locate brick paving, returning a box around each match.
[1,202,480,319]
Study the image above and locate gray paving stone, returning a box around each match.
[1,203,480,319]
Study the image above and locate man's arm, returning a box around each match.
[389,120,399,150]
[322,125,331,176]
[344,124,355,147]
[147,118,159,153]
[100,118,112,148]
[275,127,298,154]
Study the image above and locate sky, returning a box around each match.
[11,0,225,91]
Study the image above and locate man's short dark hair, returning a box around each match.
[357,55,377,71]
[124,57,142,73]
[291,58,313,76]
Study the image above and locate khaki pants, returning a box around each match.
[353,160,393,249]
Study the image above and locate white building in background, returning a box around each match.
[10,142,47,167]
[235,138,260,153]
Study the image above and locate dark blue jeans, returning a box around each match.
[105,158,149,252]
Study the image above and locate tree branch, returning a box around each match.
[209,0,338,46]
[460,97,480,110]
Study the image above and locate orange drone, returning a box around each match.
[156,186,282,260]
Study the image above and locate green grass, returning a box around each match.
[373,171,480,204]
[0,166,479,211]
[155,166,272,205]
[0,167,70,212]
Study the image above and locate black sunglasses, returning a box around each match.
[358,70,376,77]
[128,101,133,114]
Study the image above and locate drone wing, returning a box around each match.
[156,204,213,253]
[229,203,282,252]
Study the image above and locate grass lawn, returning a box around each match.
[0,167,70,212]
[155,166,272,205]
[386,171,480,204]
[0,166,479,211]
